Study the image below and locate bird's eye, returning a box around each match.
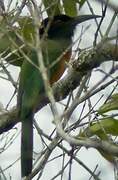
[54,19,62,24]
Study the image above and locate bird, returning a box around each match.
[17,14,101,178]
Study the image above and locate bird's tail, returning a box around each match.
[21,114,33,178]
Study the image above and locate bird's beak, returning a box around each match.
[70,14,101,26]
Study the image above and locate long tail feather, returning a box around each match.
[21,115,33,177]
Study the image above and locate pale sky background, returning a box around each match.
[0,0,118,179]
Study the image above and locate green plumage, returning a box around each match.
[18,36,72,178]
[18,14,101,178]
[0,14,101,177]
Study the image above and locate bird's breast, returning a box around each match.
[42,38,72,84]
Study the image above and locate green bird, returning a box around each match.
[17,14,101,178]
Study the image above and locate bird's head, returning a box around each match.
[39,14,101,39]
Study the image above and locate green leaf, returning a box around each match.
[0,16,21,66]
[97,147,116,163]
[62,0,77,16]
[43,0,61,16]
[98,93,118,114]
[18,16,35,43]
[0,15,32,66]
[82,118,118,138]
[79,118,118,163]
[43,0,87,16]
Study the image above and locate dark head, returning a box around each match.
[39,15,72,38]
[39,14,101,39]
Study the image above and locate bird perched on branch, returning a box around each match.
[17,14,101,178]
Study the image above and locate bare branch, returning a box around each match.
[0,42,117,134]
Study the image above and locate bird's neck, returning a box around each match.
[42,37,72,53]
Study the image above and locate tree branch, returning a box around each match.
[0,41,117,134]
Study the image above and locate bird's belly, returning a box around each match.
[50,50,71,84]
